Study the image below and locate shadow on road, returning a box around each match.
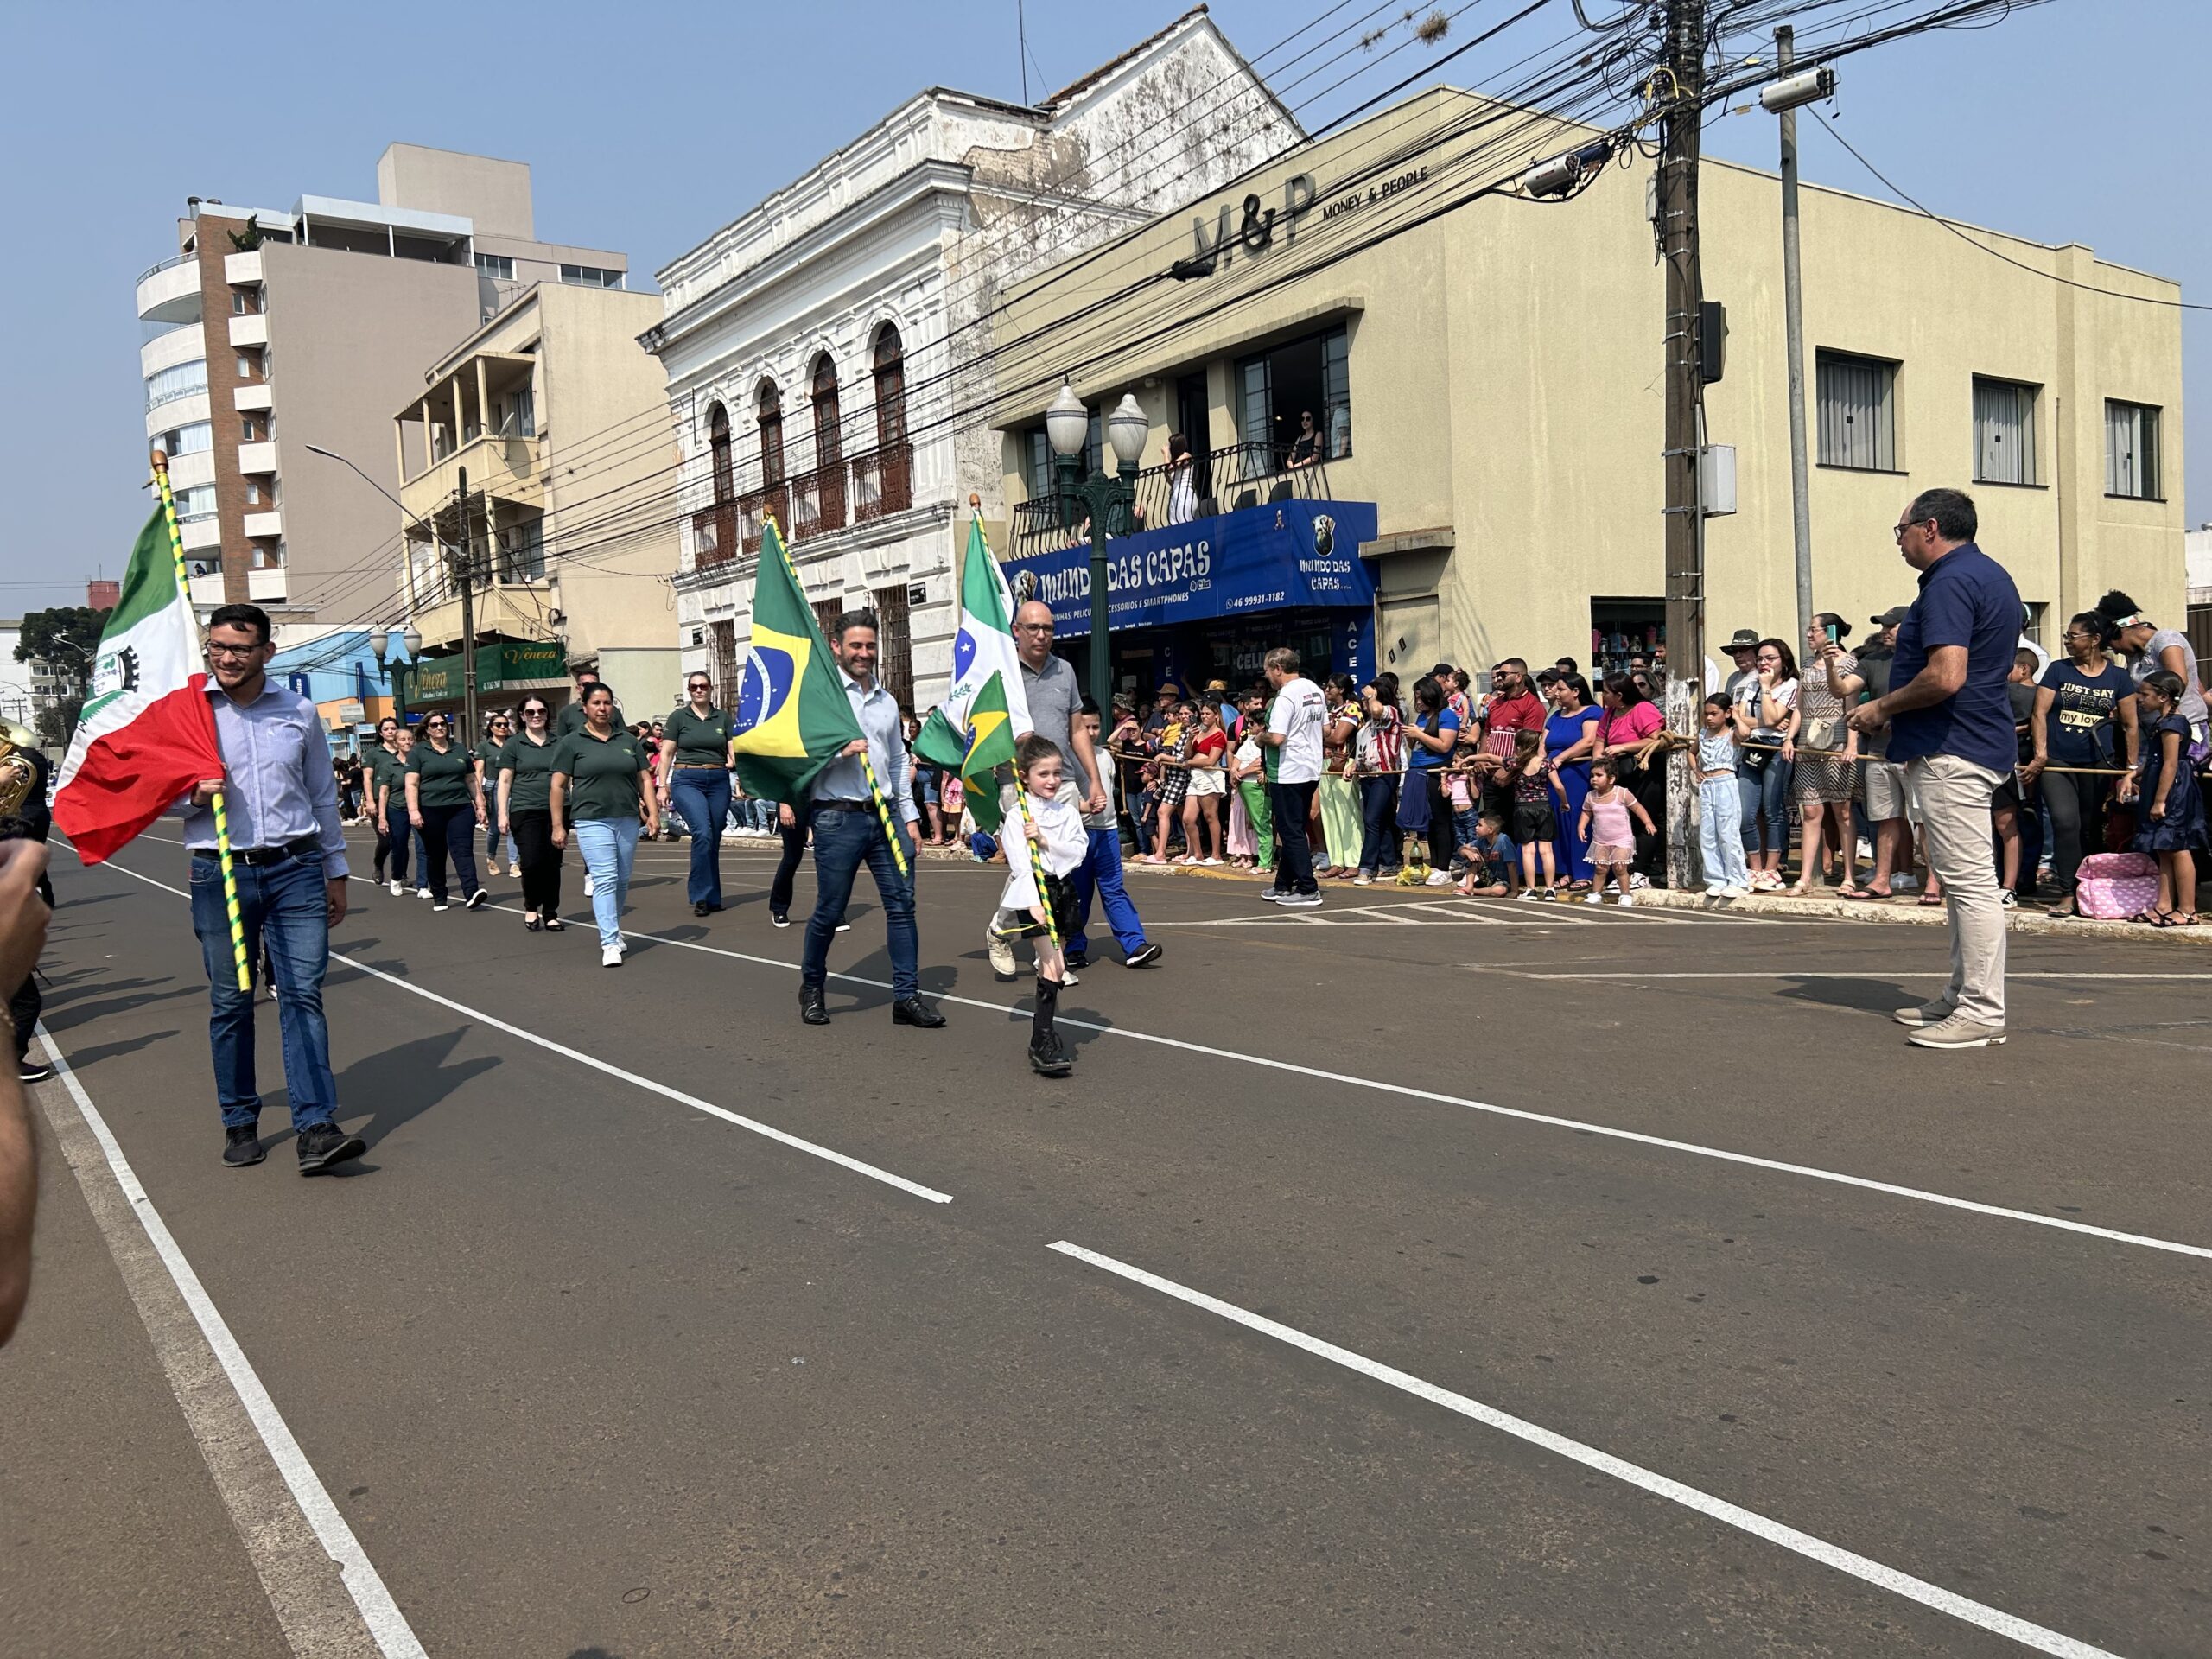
[299,1028,504,1154]
[1775,975,1913,1015]
[54,1031,179,1071]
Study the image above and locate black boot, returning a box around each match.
[1028,979,1073,1077]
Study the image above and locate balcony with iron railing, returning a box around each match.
[1009,440,1342,559]
[690,439,918,570]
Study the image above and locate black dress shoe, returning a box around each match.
[223,1125,265,1167]
[798,984,830,1026]
[296,1122,365,1174]
[1063,950,1090,971]
[891,997,946,1028]
[694,901,713,917]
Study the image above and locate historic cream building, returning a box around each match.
[986,86,2184,695]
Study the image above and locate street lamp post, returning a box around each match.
[1044,383,1148,704]
[367,622,423,721]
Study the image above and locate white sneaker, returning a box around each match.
[1062,968,1080,988]
[583,873,596,897]
[1618,893,1636,907]
[1516,888,1539,902]
[1353,873,1374,887]
[1719,884,1751,899]
[601,944,623,967]
[388,879,403,896]
[1585,891,1605,904]
[416,887,432,899]
[1425,870,1452,887]
[988,923,1018,980]
[1202,857,1224,867]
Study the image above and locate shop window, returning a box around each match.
[1816,350,1897,470]
[2105,400,2160,499]
[1236,324,1351,471]
[1590,597,1668,683]
[1973,377,2037,486]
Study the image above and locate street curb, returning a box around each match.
[1629,885,2212,945]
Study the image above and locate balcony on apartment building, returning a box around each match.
[136,253,202,325]
[691,439,914,571]
[397,351,543,521]
[403,512,550,654]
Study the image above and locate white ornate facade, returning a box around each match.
[646,6,1294,712]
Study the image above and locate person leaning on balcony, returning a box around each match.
[1165,435,1198,525]
[1285,410,1321,470]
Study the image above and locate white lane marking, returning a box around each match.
[91,844,2212,1262]
[78,851,953,1207]
[36,1027,428,1658]
[1497,970,2212,982]
[444,894,2212,1265]
[1048,1242,2122,1659]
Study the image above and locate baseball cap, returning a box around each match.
[1870,607,1909,626]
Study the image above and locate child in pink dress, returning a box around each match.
[1577,757,1656,906]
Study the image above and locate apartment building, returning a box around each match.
[134,143,629,628]
[649,6,1295,710]
[391,280,680,718]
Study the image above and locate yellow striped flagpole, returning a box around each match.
[1008,783,1061,950]
[153,450,251,992]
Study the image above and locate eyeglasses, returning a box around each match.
[206,641,264,659]
[1892,518,1929,543]
[1015,622,1053,633]
[522,707,548,718]
[688,683,711,692]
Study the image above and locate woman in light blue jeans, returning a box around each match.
[549,683,660,965]
[1733,638,1799,887]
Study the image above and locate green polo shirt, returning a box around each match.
[498,733,559,812]
[367,746,403,797]
[664,704,732,767]
[475,738,505,777]
[557,696,626,738]
[552,728,649,821]
[407,741,475,809]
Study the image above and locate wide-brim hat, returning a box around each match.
[1722,628,1761,652]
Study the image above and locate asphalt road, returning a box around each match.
[4,827,2208,1658]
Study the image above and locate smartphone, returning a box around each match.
[1824,621,1840,645]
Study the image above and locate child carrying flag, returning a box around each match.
[999,734,1087,1077]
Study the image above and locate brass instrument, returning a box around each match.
[0,722,41,818]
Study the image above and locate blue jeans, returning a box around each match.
[573,817,642,950]
[801,806,918,1000]
[1069,825,1147,958]
[668,769,731,906]
[1359,774,1399,875]
[484,815,505,867]
[188,849,338,1132]
[383,797,411,885]
[1738,755,1794,856]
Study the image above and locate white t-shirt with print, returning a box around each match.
[1267,676,1328,785]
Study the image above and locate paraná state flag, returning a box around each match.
[956,671,1020,834]
[729,519,863,804]
[53,508,226,864]
[941,517,1032,741]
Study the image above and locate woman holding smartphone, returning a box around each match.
[1792,613,1859,893]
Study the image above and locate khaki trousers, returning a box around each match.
[1907,753,2008,1024]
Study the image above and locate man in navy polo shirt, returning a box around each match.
[1848,487,2020,1049]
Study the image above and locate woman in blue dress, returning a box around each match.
[1540,671,1602,889]
[2131,670,2208,926]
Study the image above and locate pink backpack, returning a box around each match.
[2074,851,2160,920]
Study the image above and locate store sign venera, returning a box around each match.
[1185,166,1430,272]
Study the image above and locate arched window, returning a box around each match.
[755,379,785,486]
[706,402,732,503]
[872,323,906,449]
[810,353,842,470]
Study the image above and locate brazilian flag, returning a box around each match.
[956,671,1020,833]
[730,520,864,803]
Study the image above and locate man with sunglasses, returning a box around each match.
[175,604,364,1173]
[1848,488,2020,1051]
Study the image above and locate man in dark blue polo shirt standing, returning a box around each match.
[1848,488,2020,1049]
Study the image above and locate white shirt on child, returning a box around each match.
[1001,791,1088,912]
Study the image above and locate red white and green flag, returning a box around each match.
[53,507,224,863]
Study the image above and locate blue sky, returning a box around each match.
[0,0,2199,615]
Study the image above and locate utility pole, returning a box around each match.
[454,466,479,746]
[1777,24,1814,648]
[1659,0,1707,893]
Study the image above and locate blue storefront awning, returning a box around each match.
[1004,499,1378,637]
